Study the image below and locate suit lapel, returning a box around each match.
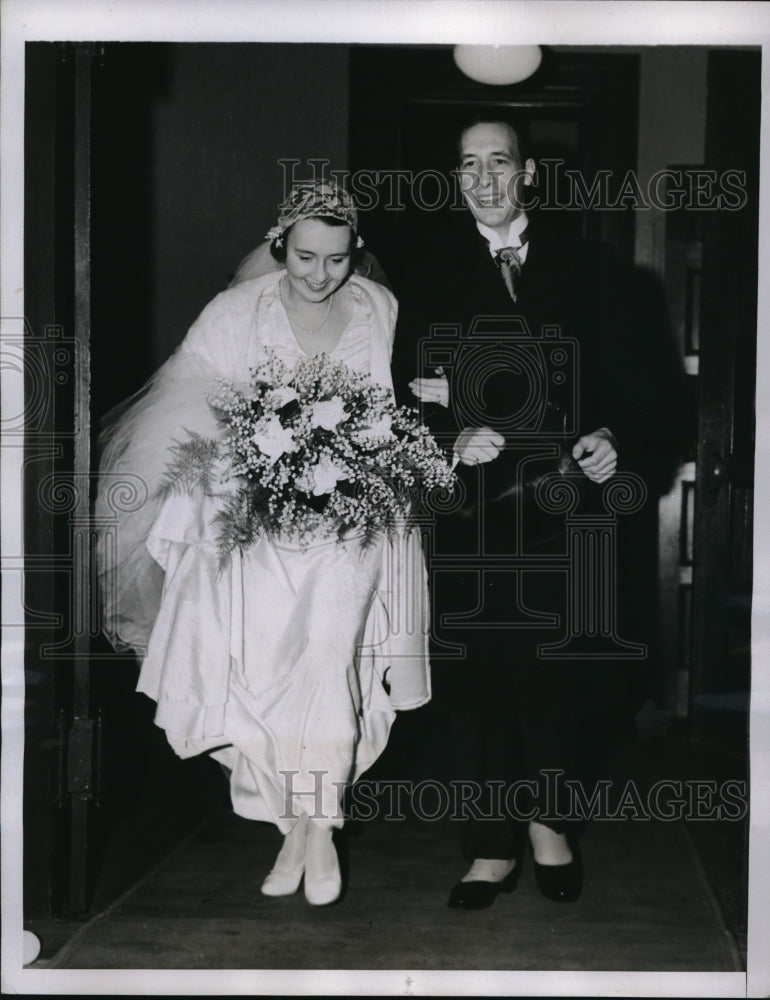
[516,231,582,317]
[453,227,517,321]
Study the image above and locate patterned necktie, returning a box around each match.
[494,240,527,302]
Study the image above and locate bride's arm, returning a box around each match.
[179,277,277,377]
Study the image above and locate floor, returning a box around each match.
[45,807,741,973]
[27,716,745,977]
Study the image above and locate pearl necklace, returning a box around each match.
[280,278,334,335]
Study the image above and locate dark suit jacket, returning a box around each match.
[393,215,659,479]
[391,215,663,715]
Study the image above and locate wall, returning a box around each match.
[554,46,708,270]
[635,47,708,271]
[150,43,350,364]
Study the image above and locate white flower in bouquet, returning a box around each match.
[311,455,347,496]
[311,396,346,431]
[252,415,298,464]
[352,413,394,445]
[269,386,299,409]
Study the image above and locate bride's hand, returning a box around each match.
[454,426,505,465]
[409,367,449,407]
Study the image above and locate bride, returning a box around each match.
[96,181,435,906]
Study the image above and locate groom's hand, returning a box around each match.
[572,427,617,483]
[454,427,505,465]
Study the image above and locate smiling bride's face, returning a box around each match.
[284,218,353,304]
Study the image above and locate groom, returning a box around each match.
[393,118,658,908]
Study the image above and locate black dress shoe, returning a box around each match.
[447,864,521,910]
[533,854,583,902]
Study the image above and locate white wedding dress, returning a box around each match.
[96,271,431,832]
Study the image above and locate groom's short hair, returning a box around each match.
[456,118,528,166]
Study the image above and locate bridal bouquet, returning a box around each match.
[158,349,455,561]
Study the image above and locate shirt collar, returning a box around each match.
[476,212,529,255]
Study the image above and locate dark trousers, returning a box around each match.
[450,709,584,861]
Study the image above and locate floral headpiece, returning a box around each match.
[266,180,364,248]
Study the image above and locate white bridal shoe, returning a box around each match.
[303,819,341,906]
[260,813,308,897]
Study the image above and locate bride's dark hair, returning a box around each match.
[270,216,363,268]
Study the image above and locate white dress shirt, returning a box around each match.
[476,212,530,263]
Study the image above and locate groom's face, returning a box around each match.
[458,122,535,233]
